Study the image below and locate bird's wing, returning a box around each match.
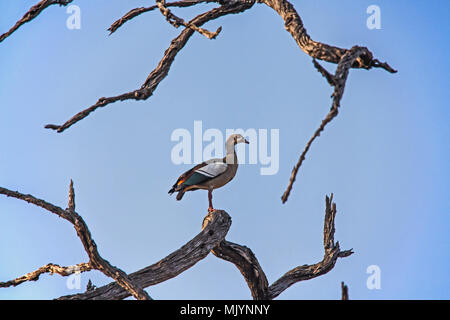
[194,161,228,179]
[170,159,228,192]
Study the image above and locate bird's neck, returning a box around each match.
[225,141,237,165]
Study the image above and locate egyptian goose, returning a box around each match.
[169,134,249,211]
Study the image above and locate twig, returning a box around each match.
[312,59,335,86]
[0,0,73,43]
[156,0,222,39]
[108,0,216,35]
[0,263,91,288]
[281,46,386,203]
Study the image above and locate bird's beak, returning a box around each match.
[244,139,250,144]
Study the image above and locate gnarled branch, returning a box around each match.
[210,194,352,299]
[2,180,349,300]
[58,209,232,300]
[0,263,91,288]
[267,194,353,298]
[0,182,150,300]
[45,0,395,134]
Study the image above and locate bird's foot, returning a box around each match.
[208,207,216,213]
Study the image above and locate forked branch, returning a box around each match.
[44,0,395,134]
[44,0,255,132]
[156,0,222,39]
[58,209,232,300]
[211,194,352,299]
[55,194,351,300]
[0,183,150,300]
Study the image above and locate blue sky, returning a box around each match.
[0,0,449,299]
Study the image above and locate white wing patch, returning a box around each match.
[195,162,227,178]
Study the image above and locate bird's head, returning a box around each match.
[229,134,250,145]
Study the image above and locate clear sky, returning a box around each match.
[0,0,449,299]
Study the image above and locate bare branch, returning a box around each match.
[108,0,217,35]
[0,186,74,222]
[0,0,73,43]
[0,183,151,300]
[45,1,255,133]
[0,263,91,288]
[45,0,395,134]
[312,59,335,86]
[3,182,349,300]
[260,0,397,73]
[207,195,351,300]
[156,0,222,39]
[281,46,386,203]
[58,210,232,300]
[267,194,353,299]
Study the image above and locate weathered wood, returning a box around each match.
[0,183,151,300]
[210,194,353,300]
[43,0,394,133]
[58,210,232,300]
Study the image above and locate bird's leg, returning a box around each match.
[208,189,215,212]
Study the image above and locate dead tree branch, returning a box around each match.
[58,209,232,300]
[1,176,348,299]
[210,194,352,299]
[44,0,254,132]
[0,0,73,43]
[281,46,396,203]
[108,0,217,35]
[212,240,270,300]
[267,195,353,298]
[55,194,351,300]
[1,1,393,300]
[0,263,91,288]
[44,0,395,134]
[0,183,151,300]
[156,0,222,39]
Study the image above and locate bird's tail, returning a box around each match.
[176,191,185,201]
[169,185,185,200]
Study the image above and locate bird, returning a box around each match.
[169,133,249,212]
